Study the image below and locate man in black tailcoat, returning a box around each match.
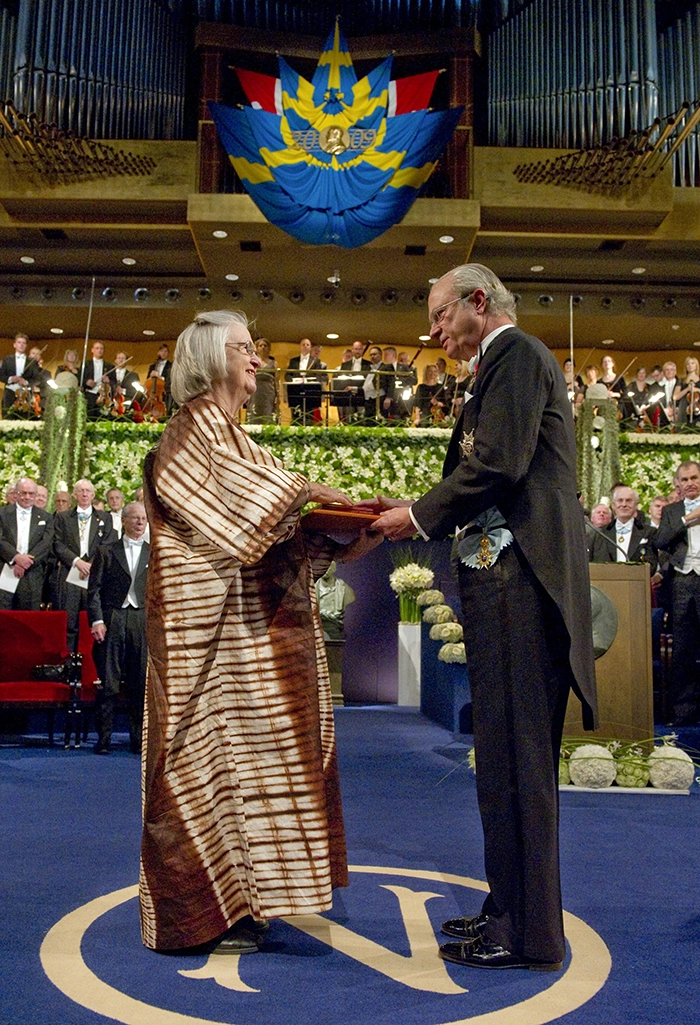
[0,477,53,610]
[286,338,324,424]
[589,484,656,568]
[652,460,700,726]
[53,478,117,650]
[0,333,41,415]
[147,343,174,413]
[88,502,149,754]
[80,340,115,418]
[367,263,597,972]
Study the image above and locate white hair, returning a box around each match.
[170,310,249,405]
[442,263,518,324]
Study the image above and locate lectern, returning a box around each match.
[563,563,654,742]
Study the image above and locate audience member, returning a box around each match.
[653,461,700,725]
[106,488,125,537]
[53,478,117,649]
[53,491,71,512]
[0,477,54,610]
[4,483,17,505]
[589,485,654,566]
[34,484,49,509]
[589,503,612,528]
[88,502,149,754]
[648,495,669,529]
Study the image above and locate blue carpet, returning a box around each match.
[1,709,699,1025]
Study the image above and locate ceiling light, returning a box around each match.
[165,288,181,303]
[320,289,336,303]
[41,287,54,299]
[212,230,228,238]
[134,287,149,301]
[537,294,553,305]
[10,286,24,298]
[326,333,339,339]
[694,341,700,347]
[225,273,239,281]
[350,290,367,305]
[198,287,211,299]
[419,335,430,341]
[20,256,35,264]
[71,287,85,300]
[259,288,274,302]
[428,277,439,284]
[327,271,341,286]
[288,289,305,303]
[530,265,544,272]
[412,290,429,305]
[600,297,613,308]
[102,287,116,301]
[602,338,615,345]
[663,297,677,308]
[439,235,454,244]
[381,288,399,305]
[229,290,242,302]
[632,267,646,275]
[630,297,645,309]
[143,329,155,336]
[50,327,63,334]
[672,324,680,330]
[122,257,136,265]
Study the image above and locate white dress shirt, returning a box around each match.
[15,505,32,555]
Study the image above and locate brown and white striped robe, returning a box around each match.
[139,394,347,950]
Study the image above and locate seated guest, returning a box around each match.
[589,485,655,566]
[88,502,149,754]
[0,477,54,610]
[53,478,117,650]
[106,488,125,537]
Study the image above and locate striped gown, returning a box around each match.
[138,395,347,950]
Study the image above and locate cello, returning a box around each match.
[142,375,166,420]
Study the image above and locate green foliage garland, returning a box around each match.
[0,422,43,497]
[576,399,621,509]
[39,390,87,509]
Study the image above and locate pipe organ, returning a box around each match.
[659,6,700,187]
[0,0,187,140]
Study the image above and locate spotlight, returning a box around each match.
[537,294,553,305]
[381,288,399,306]
[71,287,85,300]
[630,296,645,310]
[10,286,24,299]
[229,290,243,303]
[134,287,150,302]
[320,289,336,303]
[512,293,522,305]
[600,296,613,309]
[102,287,116,301]
[165,288,181,303]
[41,287,54,300]
[570,295,583,306]
[288,289,305,304]
[327,270,341,287]
[663,296,677,308]
[350,290,367,306]
[198,287,211,300]
[412,290,429,305]
[259,288,274,302]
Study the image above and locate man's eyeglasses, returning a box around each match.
[429,295,466,327]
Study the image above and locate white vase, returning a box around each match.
[397,622,421,706]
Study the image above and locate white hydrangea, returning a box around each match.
[568,744,616,788]
[417,589,445,606]
[648,745,695,790]
[429,621,464,642]
[438,642,466,663]
[389,564,434,594]
[422,604,458,624]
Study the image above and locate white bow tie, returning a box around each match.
[125,538,144,547]
[615,521,632,534]
[685,497,700,513]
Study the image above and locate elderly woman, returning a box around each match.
[139,310,379,954]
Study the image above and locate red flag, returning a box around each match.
[388,70,440,116]
[234,68,283,115]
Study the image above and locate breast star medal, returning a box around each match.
[476,534,493,568]
[459,429,475,458]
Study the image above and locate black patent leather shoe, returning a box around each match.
[213,925,262,955]
[441,912,489,939]
[439,938,562,972]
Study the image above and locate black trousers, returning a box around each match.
[669,571,700,724]
[63,582,88,652]
[93,606,147,747]
[457,542,573,963]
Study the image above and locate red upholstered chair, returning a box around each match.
[0,611,70,745]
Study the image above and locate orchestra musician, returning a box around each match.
[81,341,115,418]
[0,334,41,417]
[107,352,141,408]
[147,344,174,414]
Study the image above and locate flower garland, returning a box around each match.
[40,391,87,509]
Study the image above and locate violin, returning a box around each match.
[32,388,42,418]
[96,380,112,408]
[11,382,32,413]
[142,375,166,420]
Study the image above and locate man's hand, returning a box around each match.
[75,558,91,579]
[13,553,34,572]
[354,495,413,514]
[684,505,700,526]
[338,529,384,563]
[371,506,417,542]
[91,623,107,643]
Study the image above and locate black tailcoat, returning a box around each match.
[589,518,656,567]
[53,508,117,647]
[0,354,42,410]
[0,505,54,609]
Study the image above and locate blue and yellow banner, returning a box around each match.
[211,21,463,248]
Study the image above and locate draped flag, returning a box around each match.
[211,20,463,248]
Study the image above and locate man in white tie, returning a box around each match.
[661,361,678,421]
[653,461,700,725]
[0,333,41,415]
[106,488,125,537]
[88,502,149,753]
[589,485,655,566]
[0,477,54,609]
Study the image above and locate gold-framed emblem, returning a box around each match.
[459,429,475,458]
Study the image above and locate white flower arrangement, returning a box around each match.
[648,744,695,790]
[429,621,464,642]
[438,641,466,663]
[389,564,434,595]
[422,604,458,624]
[568,744,616,788]
[417,589,445,606]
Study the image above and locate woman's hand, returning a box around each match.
[354,495,414,513]
[338,528,384,563]
[308,483,353,507]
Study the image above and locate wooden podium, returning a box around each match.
[564,563,654,742]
